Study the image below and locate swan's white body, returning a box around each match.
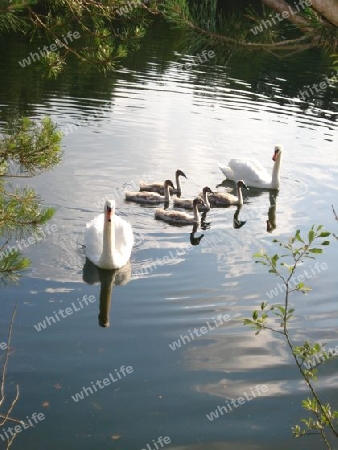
[126,180,174,204]
[174,187,212,211]
[208,180,248,206]
[155,197,205,225]
[85,200,133,270]
[140,169,187,194]
[218,145,283,190]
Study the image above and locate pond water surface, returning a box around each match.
[0,18,338,450]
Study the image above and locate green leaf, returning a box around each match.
[321,241,330,245]
[295,230,304,243]
[308,248,323,254]
[271,254,279,266]
[243,319,255,326]
[318,232,330,237]
[308,229,315,243]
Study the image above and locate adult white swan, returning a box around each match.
[85,200,134,270]
[140,169,187,194]
[218,145,283,190]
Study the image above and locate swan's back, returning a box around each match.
[125,191,163,203]
[208,192,238,206]
[155,208,195,225]
[85,213,133,269]
[139,181,164,193]
[173,197,193,209]
[225,159,271,187]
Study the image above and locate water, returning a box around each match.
[0,19,337,450]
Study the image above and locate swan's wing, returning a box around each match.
[114,215,134,266]
[218,163,234,180]
[228,159,271,185]
[139,181,164,192]
[84,213,104,265]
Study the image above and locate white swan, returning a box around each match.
[155,197,205,225]
[85,200,133,270]
[140,169,187,194]
[125,180,174,204]
[208,180,248,206]
[218,145,283,190]
[174,186,213,211]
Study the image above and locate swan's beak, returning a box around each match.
[178,170,187,179]
[243,183,249,190]
[272,151,277,162]
[106,206,112,222]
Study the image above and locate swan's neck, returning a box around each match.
[175,173,181,191]
[202,191,210,209]
[101,215,115,265]
[271,154,282,189]
[192,202,201,222]
[236,184,244,205]
[164,183,171,201]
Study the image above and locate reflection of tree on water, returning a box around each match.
[82,258,131,328]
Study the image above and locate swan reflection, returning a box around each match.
[266,191,278,233]
[190,222,205,246]
[82,258,131,327]
[233,205,246,229]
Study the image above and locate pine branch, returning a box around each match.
[0,117,62,177]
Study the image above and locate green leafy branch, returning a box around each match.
[243,226,338,448]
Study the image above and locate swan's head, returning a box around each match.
[272,145,283,161]
[237,180,249,190]
[176,169,187,179]
[202,186,214,194]
[164,179,175,189]
[104,200,115,222]
[193,196,206,207]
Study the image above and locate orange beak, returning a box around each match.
[272,153,277,162]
